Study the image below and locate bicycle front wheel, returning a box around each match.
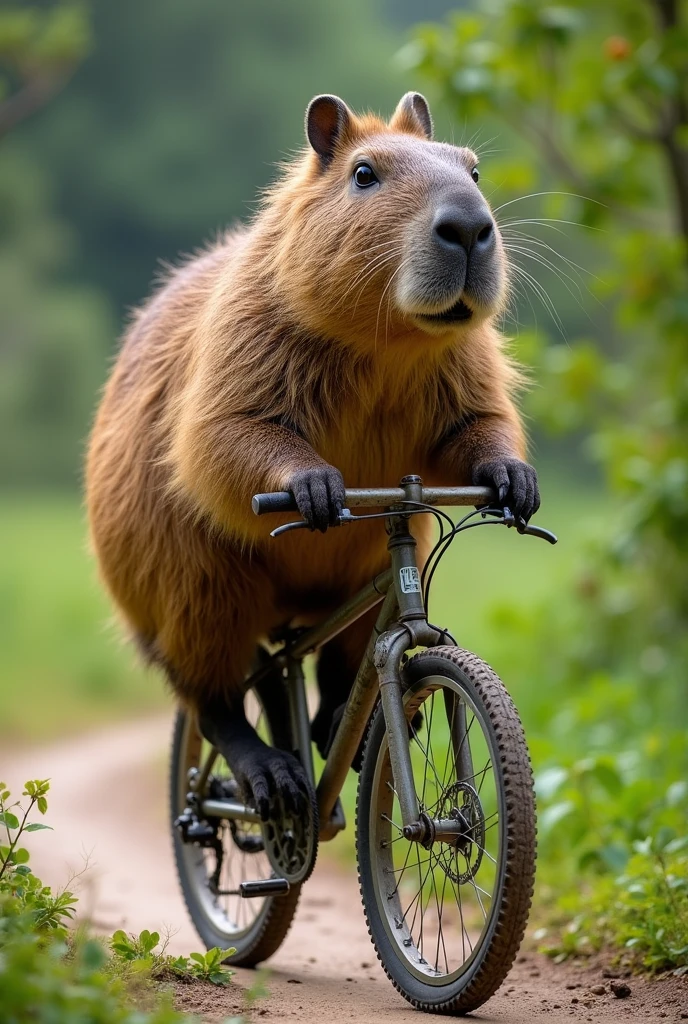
[356,646,536,1015]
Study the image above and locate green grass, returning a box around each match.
[0,479,602,747]
[0,494,167,741]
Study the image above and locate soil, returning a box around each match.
[4,713,686,1023]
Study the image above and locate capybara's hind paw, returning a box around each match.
[234,748,309,822]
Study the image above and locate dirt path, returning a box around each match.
[4,714,686,1023]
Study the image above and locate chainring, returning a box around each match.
[261,785,319,885]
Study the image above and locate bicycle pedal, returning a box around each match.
[239,877,290,898]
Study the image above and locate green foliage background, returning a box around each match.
[1,0,686,977]
[403,0,688,965]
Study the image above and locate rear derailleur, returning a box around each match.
[174,776,225,894]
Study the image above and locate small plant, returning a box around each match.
[0,778,78,937]
[1,777,52,879]
[539,828,688,973]
[111,928,236,986]
[172,947,237,986]
[609,832,688,974]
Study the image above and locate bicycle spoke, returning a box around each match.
[404,852,435,932]
[426,692,438,806]
[452,866,473,957]
[410,723,445,801]
[424,747,489,817]
[381,813,404,833]
[381,832,408,846]
[434,854,450,974]
[386,854,434,876]
[477,758,493,794]
[469,840,497,865]
[419,691,436,809]
[441,691,458,792]
[468,872,488,921]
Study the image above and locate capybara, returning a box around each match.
[86,92,539,818]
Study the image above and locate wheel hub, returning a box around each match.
[436,781,485,883]
[401,782,486,882]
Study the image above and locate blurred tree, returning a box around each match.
[407,0,688,716]
[0,1,89,139]
[1,0,404,487]
[20,0,404,315]
[0,1,110,489]
[0,145,113,487]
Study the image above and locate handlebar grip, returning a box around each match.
[252,491,298,515]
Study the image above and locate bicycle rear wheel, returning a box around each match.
[170,681,302,965]
[356,646,536,1015]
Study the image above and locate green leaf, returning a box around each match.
[535,766,568,800]
[0,811,20,829]
[539,800,576,833]
[665,836,688,854]
[590,762,623,797]
[138,928,159,953]
[82,939,107,970]
[189,951,206,966]
[209,969,233,986]
[653,826,677,852]
[24,822,52,832]
[666,781,687,806]
[13,847,29,864]
[36,797,48,815]
[600,842,629,872]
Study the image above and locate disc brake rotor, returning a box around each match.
[435,781,485,884]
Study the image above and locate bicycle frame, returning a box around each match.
[199,478,495,842]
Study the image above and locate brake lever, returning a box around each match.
[519,522,558,545]
[269,508,356,538]
[482,506,557,545]
[502,506,557,544]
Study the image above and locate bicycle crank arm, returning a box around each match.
[239,878,291,898]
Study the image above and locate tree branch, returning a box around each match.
[0,73,68,142]
[647,0,688,247]
[521,115,657,230]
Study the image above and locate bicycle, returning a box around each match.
[171,474,557,1015]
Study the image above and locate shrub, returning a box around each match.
[0,778,238,1023]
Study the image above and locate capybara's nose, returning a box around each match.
[432,204,495,255]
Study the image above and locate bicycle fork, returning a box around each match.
[375,480,474,846]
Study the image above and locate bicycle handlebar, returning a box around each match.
[251,486,495,516]
[252,486,557,545]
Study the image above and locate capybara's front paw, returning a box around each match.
[233,747,310,822]
[472,457,540,524]
[287,464,345,532]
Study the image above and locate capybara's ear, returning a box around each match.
[306,95,352,166]
[390,92,433,140]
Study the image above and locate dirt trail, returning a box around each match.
[4,714,686,1023]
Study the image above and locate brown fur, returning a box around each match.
[85,95,526,709]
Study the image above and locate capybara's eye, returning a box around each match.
[471,166,480,183]
[353,163,378,188]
